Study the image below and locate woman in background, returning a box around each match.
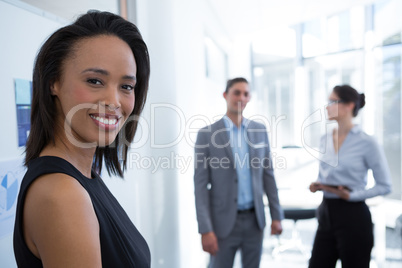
[13,11,150,267]
[309,84,392,268]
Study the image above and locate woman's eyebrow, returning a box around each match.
[82,68,136,81]
[122,75,136,81]
[81,68,109,75]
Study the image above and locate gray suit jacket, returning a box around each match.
[194,117,283,239]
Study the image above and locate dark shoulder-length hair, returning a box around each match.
[333,84,366,117]
[25,10,150,178]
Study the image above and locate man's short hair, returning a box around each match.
[225,77,249,93]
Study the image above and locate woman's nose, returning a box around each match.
[101,87,121,111]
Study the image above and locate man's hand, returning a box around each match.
[201,232,219,255]
[271,220,283,235]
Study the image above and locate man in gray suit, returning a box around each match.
[194,77,283,268]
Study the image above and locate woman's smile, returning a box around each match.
[89,113,121,131]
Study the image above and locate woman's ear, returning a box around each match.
[50,81,60,96]
[346,102,355,113]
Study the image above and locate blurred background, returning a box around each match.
[1,0,402,267]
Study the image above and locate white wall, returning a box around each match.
[0,1,65,267]
[128,0,254,267]
[131,0,226,266]
[0,1,65,161]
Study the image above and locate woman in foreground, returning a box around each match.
[13,11,150,267]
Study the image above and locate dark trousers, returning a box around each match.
[309,198,374,268]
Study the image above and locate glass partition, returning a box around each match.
[253,0,402,199]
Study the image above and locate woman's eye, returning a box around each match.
[87,78,102,85]
[122,84,135,91]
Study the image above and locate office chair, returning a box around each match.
[272,207,316,259]
[271,145,319,259]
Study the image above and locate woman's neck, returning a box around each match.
[40,131,96,178]
[336,118,354,135]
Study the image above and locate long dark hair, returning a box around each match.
[333,84,365,117]
[25,10,150,178]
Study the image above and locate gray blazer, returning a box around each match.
[194,117,283,239]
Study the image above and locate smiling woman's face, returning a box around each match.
[51,35,137,147]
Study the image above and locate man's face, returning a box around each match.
[223,82,251,114]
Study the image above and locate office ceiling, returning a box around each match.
[207,0,376,37]
[21,0,376,37]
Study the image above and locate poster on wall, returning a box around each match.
[0,158,25,239]
[15,78,32,147]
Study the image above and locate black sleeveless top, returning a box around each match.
[13,156,150,267]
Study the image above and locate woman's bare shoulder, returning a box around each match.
[23,173,101,267]
[27,172,86,196]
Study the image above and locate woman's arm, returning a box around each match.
[349,138,392,201]
[23,173,101,268]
